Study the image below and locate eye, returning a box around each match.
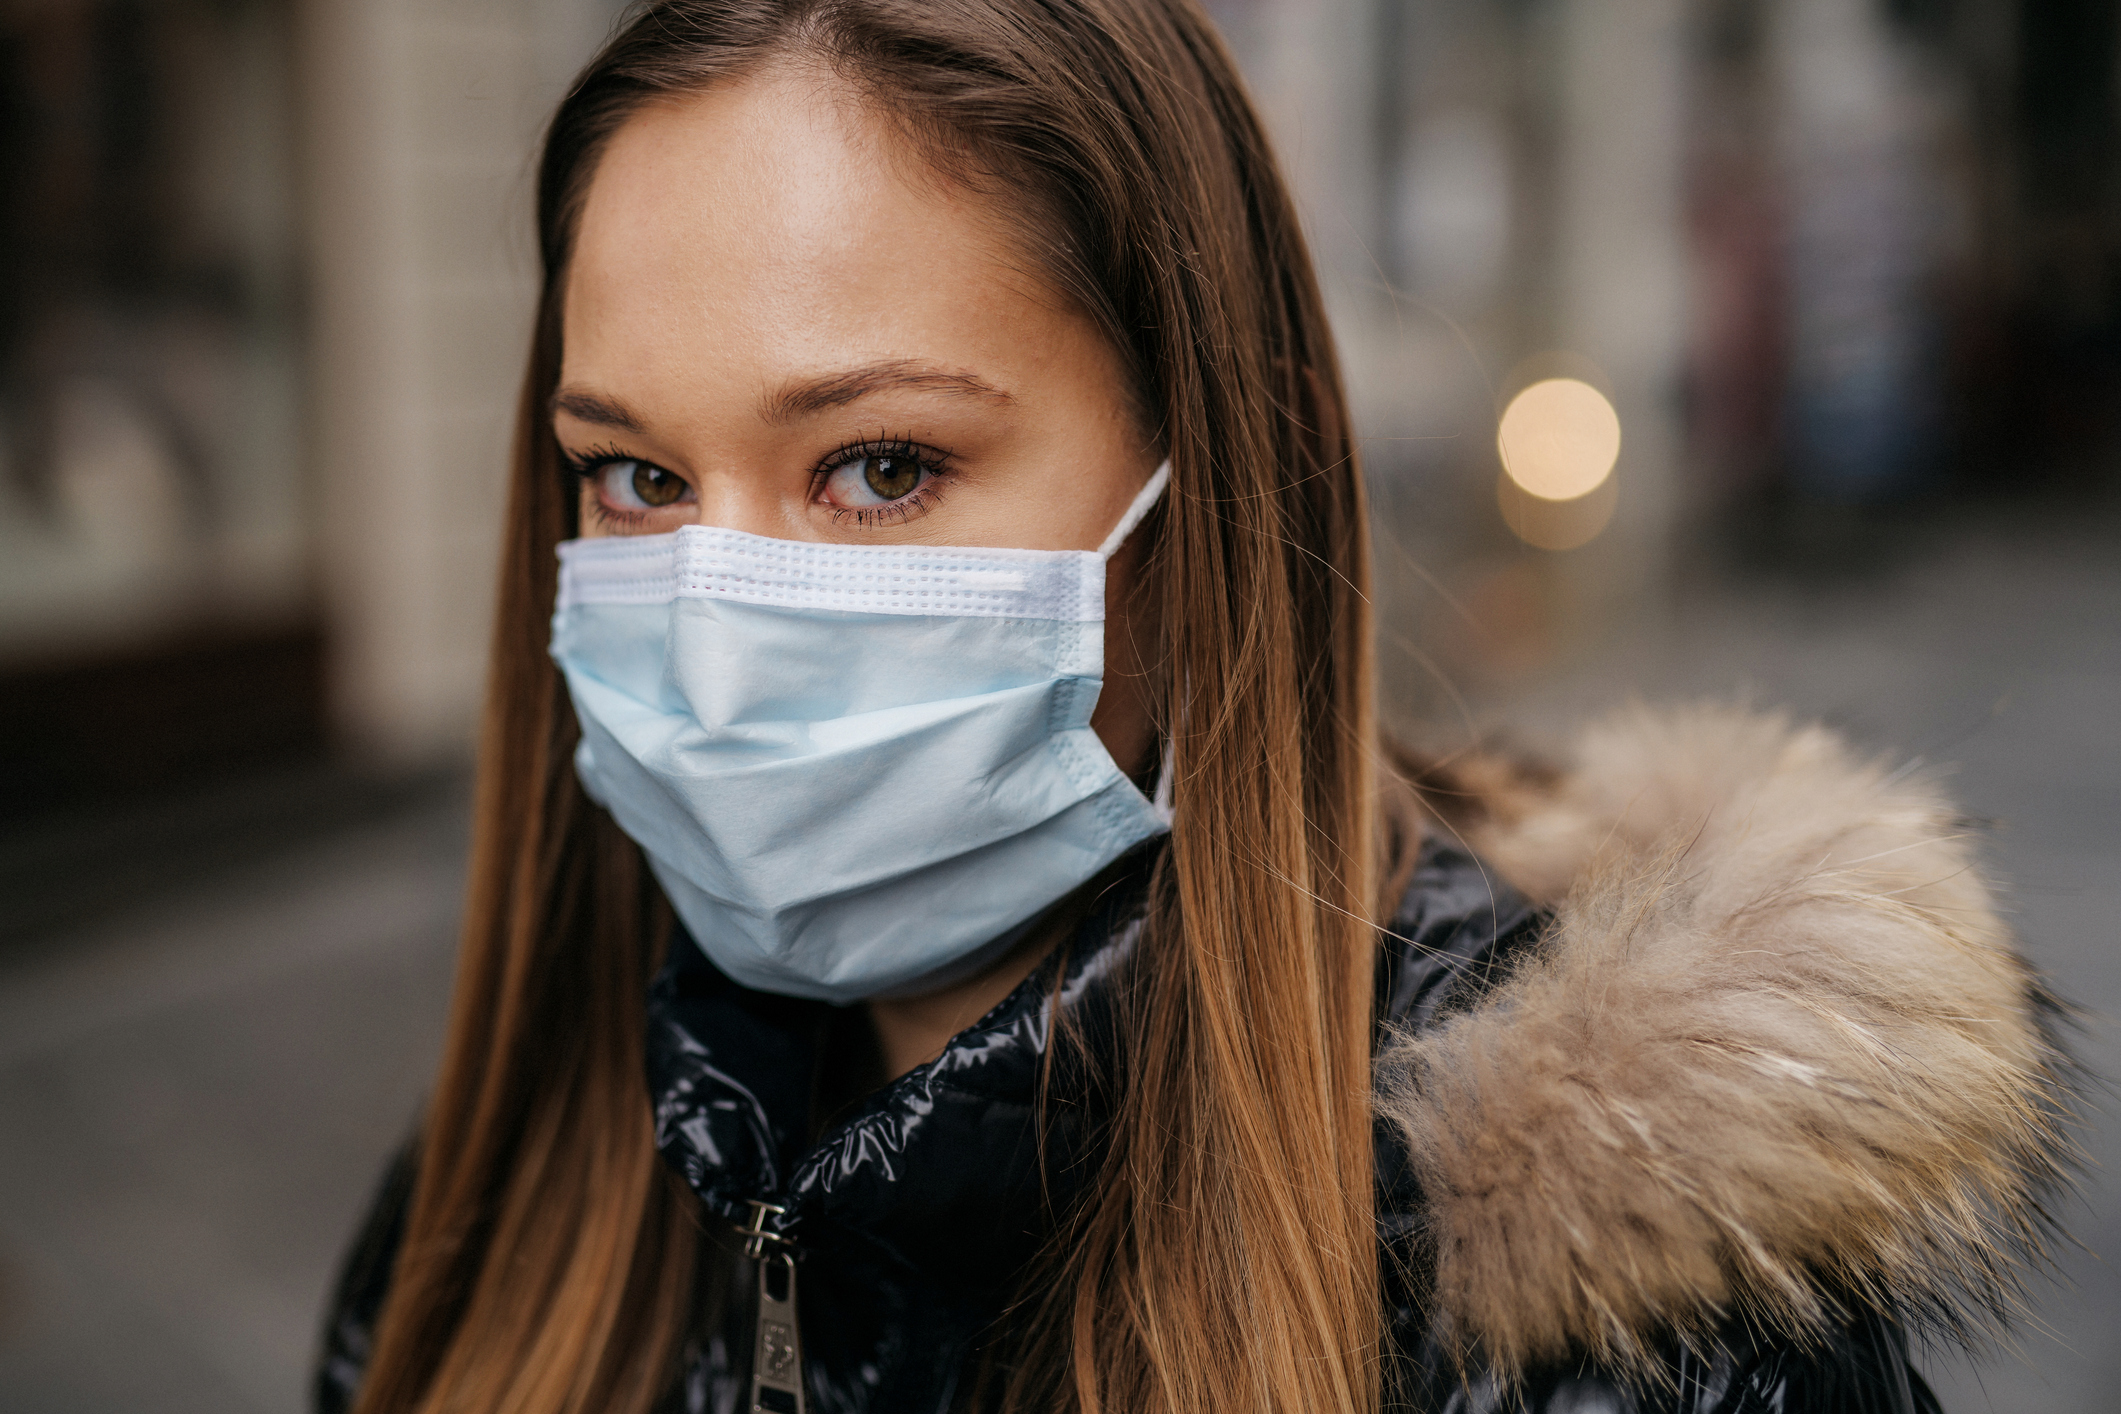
[596,459,693,511]
[820,447,936,508]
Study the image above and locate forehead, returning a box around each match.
[563,65,1051,389]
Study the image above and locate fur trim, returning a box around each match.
[1377,703,2077,1380]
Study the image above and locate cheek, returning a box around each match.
[1091,541,1163,778]
[1100,538,1160,676]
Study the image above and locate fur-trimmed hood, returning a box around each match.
[1376,704,2078,1381]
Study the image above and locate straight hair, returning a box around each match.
[351,3,1384,1411]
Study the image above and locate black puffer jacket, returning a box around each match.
[320,706,2070,1413]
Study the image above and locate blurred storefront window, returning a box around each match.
[0,0,631,830]
[1687,0,2119,525]
[0,0,312,811]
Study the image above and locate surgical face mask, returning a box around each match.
[549,465,1172,1004]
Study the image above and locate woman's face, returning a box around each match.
[561,62,1162,772]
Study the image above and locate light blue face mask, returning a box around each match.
[549,465,1172,1004]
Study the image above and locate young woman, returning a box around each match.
[316,3,2077,1412]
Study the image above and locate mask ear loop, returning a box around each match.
[1096,461,1171,560]
[1150,736,1176,825]
[1094,460,1176,824]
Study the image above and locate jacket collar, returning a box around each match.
[1372,704,2077,1380]
[644,835,1542,1300]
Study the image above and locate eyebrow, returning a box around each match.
[550,360,1011,436]
[550,387,645,432]
[762,359,1013,423]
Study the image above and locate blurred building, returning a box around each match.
[0,0,2114,798]
[0,0,310,811]
[1210,0,2120,723]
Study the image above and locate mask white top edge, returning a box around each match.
[557,526,1106,620]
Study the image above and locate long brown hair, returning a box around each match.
[352,3,1381,1412]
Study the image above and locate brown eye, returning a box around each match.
[592,458,693,513]
[819,445,940,513]
[862,454,923,501]
[633,463,688,506]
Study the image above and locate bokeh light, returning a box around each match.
[1495,466,1618,551]
[1496,377,1622,502]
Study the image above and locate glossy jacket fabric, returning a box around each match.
[320,705,2071,1414]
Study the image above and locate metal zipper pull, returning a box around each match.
[739,1200,803,1414]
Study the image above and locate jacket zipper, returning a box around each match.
[739,1200,804,1414]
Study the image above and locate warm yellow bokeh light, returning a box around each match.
[1497,378,1621,501]
[1497,467,1617,550]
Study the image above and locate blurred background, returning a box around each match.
[0,0,2112,1408]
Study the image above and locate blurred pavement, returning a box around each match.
[0,790,465,1412]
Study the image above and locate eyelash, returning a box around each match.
[559,435,957,530]
[813,435,954,527]
[559,442,658,532]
